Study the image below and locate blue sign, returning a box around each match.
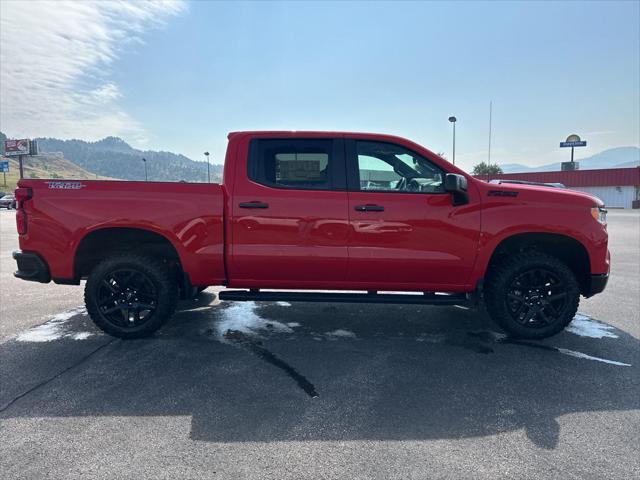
[560,141,587,148]
[0,161,8,173]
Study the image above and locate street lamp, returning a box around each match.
[142,157,147,181]
[204,152,210,183]
[448,116,457,165]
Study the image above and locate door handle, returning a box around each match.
[354,204,384,212]
[239,201,269,209]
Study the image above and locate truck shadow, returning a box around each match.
[1,295,638,450]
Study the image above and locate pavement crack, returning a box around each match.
[0,339,117,413]
[224,329,318,398]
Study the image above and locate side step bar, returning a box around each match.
[218,290,470,306]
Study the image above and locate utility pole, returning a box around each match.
[204,152,210,183]
[448,116,457,165]
[142,157,147,181]
[488,101,493,166]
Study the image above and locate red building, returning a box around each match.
[475,167,640,208]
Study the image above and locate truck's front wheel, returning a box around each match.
[485,252,580,339]
[85,253,178,339]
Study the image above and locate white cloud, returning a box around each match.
[89,83,122,103]
[585,130,614,137]
[0,0,185,143]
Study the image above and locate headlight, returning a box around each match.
[591,206,607,224]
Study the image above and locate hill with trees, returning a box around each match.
[1,132,223,183]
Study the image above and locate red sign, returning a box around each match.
[4,139,30,156]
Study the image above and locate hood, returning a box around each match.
[476,180,604,208]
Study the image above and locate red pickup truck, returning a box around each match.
[13,131,609,339]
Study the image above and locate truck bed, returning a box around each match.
[16,179,226,286]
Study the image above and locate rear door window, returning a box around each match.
[249,138,342,190]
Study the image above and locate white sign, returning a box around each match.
[4,139,30,156]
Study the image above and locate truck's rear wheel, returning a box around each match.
[485,252,580,339]
[85,253,178,339]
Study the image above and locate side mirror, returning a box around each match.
[444,173,469,206]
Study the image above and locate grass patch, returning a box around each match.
[0,156,113,193]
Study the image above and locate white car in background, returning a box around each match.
[0,194,16,209]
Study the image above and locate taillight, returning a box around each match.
[15,187,32,203]
[15,187,32,234]
[16,209,27,234]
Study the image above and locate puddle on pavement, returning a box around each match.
[565,313,619,339]
[13,307,96,343]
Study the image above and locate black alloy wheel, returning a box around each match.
[506,268,568,328]
[85,253,178,338]
[97,269,158,329]
[485,251,580,339]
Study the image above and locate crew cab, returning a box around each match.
[12,131,609,339]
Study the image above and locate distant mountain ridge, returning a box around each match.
[0,132,114,192]
[500,146,640,173]
[0,132,223,183]
[3,131,636,180]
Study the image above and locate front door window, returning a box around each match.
[356,141,444,194]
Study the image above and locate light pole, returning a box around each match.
[487,101,492,166]
[142,157,147,181]
[448,116,457,165]
[204,152,210,183]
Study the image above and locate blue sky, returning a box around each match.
[1,1,639,171]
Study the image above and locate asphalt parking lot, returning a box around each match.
[1,209,638,479]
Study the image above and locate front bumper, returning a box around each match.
[13,250,51,283]
[585,273,608,297]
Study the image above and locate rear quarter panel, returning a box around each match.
[17,179,225,286]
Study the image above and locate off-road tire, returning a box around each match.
[85,253,179,339]
[485,251,580,339]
